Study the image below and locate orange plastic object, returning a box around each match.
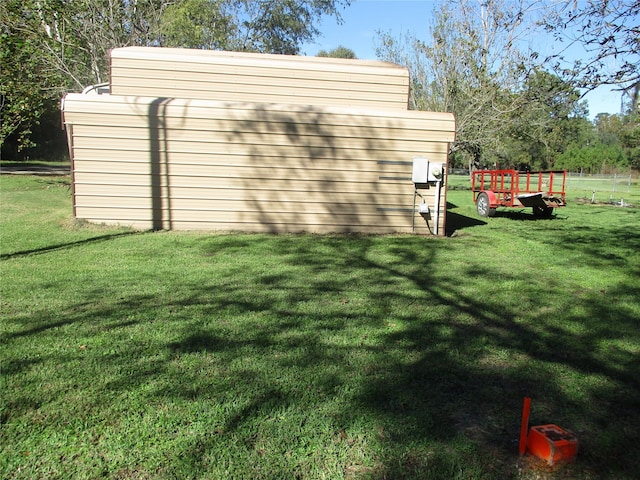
[519,397,531,456]
[527,424,579,465]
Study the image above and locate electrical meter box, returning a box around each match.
[412,157,445,183]
[428,162,445,182]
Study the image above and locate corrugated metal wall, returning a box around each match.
[109,47,410,111]
[63,94,455,234]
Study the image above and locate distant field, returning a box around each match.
[2,172,639,479]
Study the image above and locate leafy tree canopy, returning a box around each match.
[542,0,640,109]
[376,0,589,169]
[316,45,357,58]
[375,0,637,173]
[0,0,65,152]
[161,0,351,54]
[1,0,351,155]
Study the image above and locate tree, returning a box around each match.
[160,0,351,54]
[231,0,351,54]
[542,0,640,110]
[621,115,640,170]
[555,143,627,174]
[35,0,171,89]
[160,0,233,49]
[376,0,555,169]
[316,45,356,59]
[0,0,66,155]
[507,69,590,169]
[598,112,640,170]
[550,111,640,174]
[375,0,613,170]
[1,0,351,157]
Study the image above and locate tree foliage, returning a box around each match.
[376,0,588,169]
[160,0,350,54]
[555,143,627,174]
[506,69,591,169]
[375,0,638,173]
[1,0,350,157]
[542,0,640,109]
[596,112,640,169]
[316,45,356,59]
[1,1,44,151]
[160,0,232,49]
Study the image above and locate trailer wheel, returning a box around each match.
[533,206,554,218]
[476,192,496,217]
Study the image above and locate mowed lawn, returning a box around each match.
[1,172,639,479]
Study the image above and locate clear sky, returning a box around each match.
[301,0,622,119]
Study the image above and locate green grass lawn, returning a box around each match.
[2,172,639,479]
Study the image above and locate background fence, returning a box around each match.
[565,172,639,205]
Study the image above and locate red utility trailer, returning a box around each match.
[472,170,567,218]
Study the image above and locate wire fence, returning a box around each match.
[565,172,639,204]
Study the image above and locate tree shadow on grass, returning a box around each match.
[0,230,142,260]
[3,233,639,479]
[153,235,638,478]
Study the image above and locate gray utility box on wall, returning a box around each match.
[412,157,445,184]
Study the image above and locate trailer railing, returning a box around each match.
[472,170,567,217]
[472,170,566,206]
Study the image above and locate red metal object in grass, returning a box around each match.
[519,397,531,456]
[472,170,567,218]
[527,424,579,466]
[518,397,579,466]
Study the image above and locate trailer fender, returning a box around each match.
[477,190,499,208]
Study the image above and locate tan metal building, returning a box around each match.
[110,47,411,111]
[62,48,456,235]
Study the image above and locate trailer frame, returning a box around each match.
[472,169,567,218]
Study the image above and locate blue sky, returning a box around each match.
[301,0,622,119]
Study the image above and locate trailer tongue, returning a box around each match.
[472,170,567,218]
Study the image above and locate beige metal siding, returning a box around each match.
[63,94,454,234]
[109,47,410,111]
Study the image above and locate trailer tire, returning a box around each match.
[533,206,554,218]
[476,192,496,217]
